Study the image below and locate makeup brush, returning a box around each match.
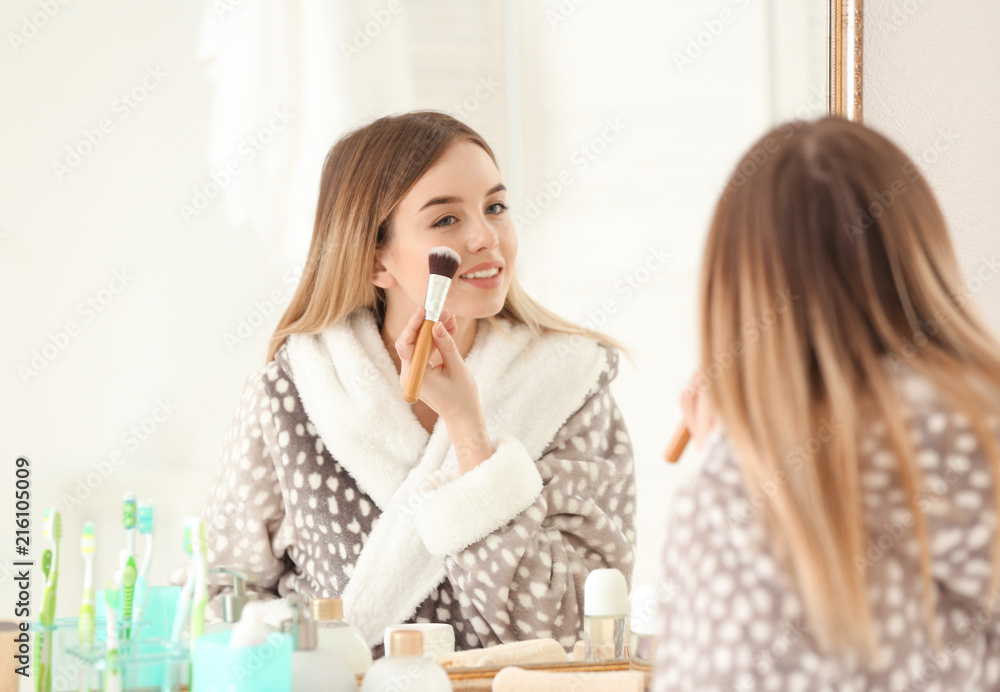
[663,422,690,462]
[403,246,462,404]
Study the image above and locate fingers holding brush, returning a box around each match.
[679,374,718,450]
[395,307,457,378]
[418,317,479,420]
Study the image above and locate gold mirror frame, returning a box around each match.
[829,0,864,121]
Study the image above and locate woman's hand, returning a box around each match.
[395,306,494,473]
[679,373,718,451]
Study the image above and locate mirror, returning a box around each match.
[2,0,856,663]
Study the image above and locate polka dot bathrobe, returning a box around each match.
[655,368,1000,691]
[195,308,636,653]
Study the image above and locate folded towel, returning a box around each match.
[437,638,568,668]
[492,667,644,692]
[572,641,585,662]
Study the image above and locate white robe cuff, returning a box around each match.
[414,433,544,557]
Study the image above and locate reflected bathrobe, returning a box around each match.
[654,367,1000,691]
[198,308,636,651]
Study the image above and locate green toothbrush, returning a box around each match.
[38,508,61,692]
[35,548,51,692]
[121,557,137,641]
[189,519,208,644]
[190,518,208,691]
[104,583,122,692]
[79,522,97,692]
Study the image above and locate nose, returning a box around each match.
[466,215,499,254]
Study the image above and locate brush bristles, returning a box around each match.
[138,502,154,534]
[81,522,96,555]
[51,510,62,541]
[123,494,137,529]
[428,246,461,279]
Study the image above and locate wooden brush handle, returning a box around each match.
[403,320,435,403]
[664,421,690,462]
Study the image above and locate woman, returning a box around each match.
[655,118,1000,690]
[200,111,636,653]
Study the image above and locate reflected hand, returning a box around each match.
[680,373,718,450]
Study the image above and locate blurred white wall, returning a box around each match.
[0,1,831,668]
[864,0,1000,336]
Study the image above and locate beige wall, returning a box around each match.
[864,0,1000,333]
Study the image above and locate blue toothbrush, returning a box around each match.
[133,500,154,632]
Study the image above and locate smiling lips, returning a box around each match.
[458,262,503,287]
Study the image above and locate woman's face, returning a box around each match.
[374,140,517,320]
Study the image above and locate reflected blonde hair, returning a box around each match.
[268,111,619,361]
[700,117,1000,655]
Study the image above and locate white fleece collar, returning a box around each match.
[285,309,609,644]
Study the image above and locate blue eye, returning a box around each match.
[433,215,457,228]
[487,202,509,215]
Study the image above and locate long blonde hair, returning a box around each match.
[269,111,619,361]
[700,117,1000,654]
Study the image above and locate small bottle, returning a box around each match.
[360,631,451,692]
[312,597,373,675]
[628,583,660,689]
[283,595,357,692]
[584,568,630,661]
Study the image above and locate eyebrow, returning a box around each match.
[419,183,506,212]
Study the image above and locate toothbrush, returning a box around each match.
[133,500,154,631]
[104,584,122,692]
[189,518,208,647]
[169,522,195,643]
[189,519,209,692]
[121,556,137,641]
[39,508,61,692]
[122,492,137,563]
[163,521,195,692]
[34,548,51,692]
[138,500,154,576]
[79,522,96,692]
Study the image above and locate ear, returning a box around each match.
[371,249,395,289]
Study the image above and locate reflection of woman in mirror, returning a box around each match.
[198,111,636,653]
[656,118,1000,689]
